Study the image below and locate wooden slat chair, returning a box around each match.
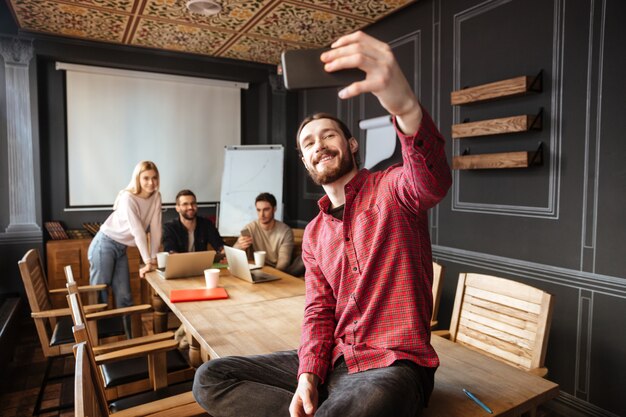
[65,265,195,401]
[430,262,444,329]
[18,248,120,414]
[440,273,554,377]
[73,328,207,416]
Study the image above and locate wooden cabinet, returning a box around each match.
[46,238,142,308]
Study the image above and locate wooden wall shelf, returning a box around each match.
[450,72,542,105]
[452,113,541,139]
[452,147,542,170]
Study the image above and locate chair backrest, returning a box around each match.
[449,273,554,372]
[18,249,58,355]
[70,293,111,416]
[431,262,444,327]
[74,341,107,417]
[65,265,100,347]
[18,249,53,314]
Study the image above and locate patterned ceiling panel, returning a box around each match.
[141,0,272,32]
[250,2,365,45]
[132,18,231,54]
[222,34,300,64]
[7,0,416,64]
[10,0,131,43]
[300,0,413,20]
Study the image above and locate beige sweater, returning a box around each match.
[244,220,294,271]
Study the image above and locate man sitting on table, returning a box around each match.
[193,31,452,417]
[162,189,225,260]
[234,192,295,272]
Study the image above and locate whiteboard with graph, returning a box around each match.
[218,145,284,236]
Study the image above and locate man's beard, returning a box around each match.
[306,149,355,185]
[181,211,196,221]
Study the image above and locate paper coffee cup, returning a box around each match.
[204,268,220,289]
[157,252,169,269]
[254,251,266,267]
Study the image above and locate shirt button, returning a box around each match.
[353,267,357,272]
[417,139,424,147]
[345,237,350,242]
[353,320,358,324]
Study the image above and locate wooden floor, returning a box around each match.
[0,318,74,417]
[0,314,157,417]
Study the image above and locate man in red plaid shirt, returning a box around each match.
[193,31,451,417]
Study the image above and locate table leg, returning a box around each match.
[185,325,202,367]
[151,288,169,334]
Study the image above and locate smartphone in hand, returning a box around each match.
[281,48,365,90]
[240,228,251,237]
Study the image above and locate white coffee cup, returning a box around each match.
[204,268,220,289]
[156,252,169,269]
[254,251,266,267]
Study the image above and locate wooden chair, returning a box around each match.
[18,248,112,414]
[430,262,444,329]
[441,273,554,377]
[65,266,195,401]
[73,331,206,416]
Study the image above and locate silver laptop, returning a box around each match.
[156,250,216,279]
[223,246,280,284]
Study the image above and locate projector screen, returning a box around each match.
[57,62,248,207]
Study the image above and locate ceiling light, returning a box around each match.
[186,0,222,16]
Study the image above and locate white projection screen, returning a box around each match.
[58,62,248,207]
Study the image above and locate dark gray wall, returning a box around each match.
[288,0,625,416]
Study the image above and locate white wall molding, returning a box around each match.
[432,245,626,298]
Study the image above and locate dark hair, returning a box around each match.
[296,112,360,168]
[255,192,277,208]
[176,189,196,204]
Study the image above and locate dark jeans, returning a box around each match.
[193,350,430,417]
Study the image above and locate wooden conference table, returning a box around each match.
[145,267,559,416]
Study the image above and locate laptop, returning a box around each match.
[156,250,216,279]
[223,246,280,284]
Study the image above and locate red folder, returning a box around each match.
[170,287,229,303]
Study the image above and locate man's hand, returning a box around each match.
[321,31,422,135]
[289,373,319,417]
[234,235,253,250]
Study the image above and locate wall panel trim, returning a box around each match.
[432,245,626,298]
[548,391,621,417]
[450,0,564,218]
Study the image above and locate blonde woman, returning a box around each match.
[88,160,162,338]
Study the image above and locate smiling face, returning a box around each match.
[138,169,159,197]
[176,194,198,221]
[298,118,358,186]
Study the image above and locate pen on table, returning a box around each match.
[463,388,493,414]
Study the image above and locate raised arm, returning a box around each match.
[323,31,451,211]
[320,31,422,135]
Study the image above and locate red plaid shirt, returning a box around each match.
[298,110,452,382]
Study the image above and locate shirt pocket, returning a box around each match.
[352,204,380,264]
